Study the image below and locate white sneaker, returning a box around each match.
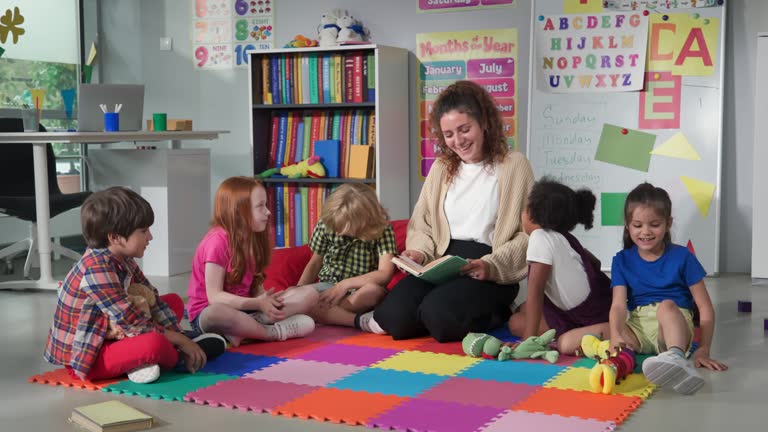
[642,350,705,395]
[270,314,315,341]
[127,364,160,384]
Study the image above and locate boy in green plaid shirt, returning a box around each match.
[299,184,397,333]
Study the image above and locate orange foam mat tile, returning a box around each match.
[336,333,432,350]
[272,387,407,425]
[28,368,122,391]
[513,387,642,424]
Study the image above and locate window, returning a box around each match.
[0,0,83,192]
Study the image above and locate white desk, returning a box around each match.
[0,130,227,291]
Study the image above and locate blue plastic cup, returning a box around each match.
[104,112,119,132]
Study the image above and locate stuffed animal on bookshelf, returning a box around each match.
[336,14,370,44]
[284,34,319,48]
[317,9,342,47]
[257,156,327,179]
[462,329,560,363]
[105,283,157,340]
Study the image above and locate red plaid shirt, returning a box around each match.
[44,248,181,379]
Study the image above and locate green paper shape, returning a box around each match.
[82,64,93,83]
[601,192,628,226]
[0,46,5,58]
[101,371,235,401]
[595,124,656,172]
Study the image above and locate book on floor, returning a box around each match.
[391,254,469,284]
[69,400,153,432]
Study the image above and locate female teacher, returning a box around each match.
[373,80,534,342]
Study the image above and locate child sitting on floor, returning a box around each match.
[300,183,398,333]
[44,187,226,384]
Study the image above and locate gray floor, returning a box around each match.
[1,258,765,430]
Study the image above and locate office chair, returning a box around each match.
[0,118,92,276]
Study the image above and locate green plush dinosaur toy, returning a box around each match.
[462,329,559,364]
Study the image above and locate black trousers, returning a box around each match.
[374,240,519,342]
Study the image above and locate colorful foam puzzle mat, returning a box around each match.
[29,326,656,431]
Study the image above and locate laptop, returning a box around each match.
[78,84,145,132]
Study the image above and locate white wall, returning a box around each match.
[20,0,763,273]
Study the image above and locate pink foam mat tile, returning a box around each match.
[184,377,318,412]
[294,343,400,366]
[480,410,617,432]
[368,398,506,432]
[244,359,363,386]
[418,377,540,409]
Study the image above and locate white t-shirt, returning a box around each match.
[444,162,498,247]
[527,229,590,310]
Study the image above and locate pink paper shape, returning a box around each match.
[481,410,616,432]
[369,398,505,432]
[244,359,362,386]
[419,377,539,409]
[296,344,399,366]
[184,378,317,412]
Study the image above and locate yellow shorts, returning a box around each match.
[626,303,695,354]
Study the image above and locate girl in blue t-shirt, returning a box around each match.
[610,183,727,395]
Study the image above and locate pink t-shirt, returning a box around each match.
[186,227,255,321]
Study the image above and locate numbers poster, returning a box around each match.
[193,0,275,70]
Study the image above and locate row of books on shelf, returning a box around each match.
[259,50,376,105]
[270,110,375,179]
[267,183,337,248]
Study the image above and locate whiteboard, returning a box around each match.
[526,1,726,274]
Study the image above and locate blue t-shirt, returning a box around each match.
[610,243,705,311]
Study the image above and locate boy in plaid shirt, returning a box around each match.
[44,187,225,384]
[299,184,397,333]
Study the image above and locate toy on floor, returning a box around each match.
[257,156,327,179]
[588,345,636,394]
[462,329,560,363]
[575,333,612,360]
[106,283,155,340]
[284,34,318,48]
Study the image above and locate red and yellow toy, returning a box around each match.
[587,344,636,394]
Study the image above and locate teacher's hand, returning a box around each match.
[462,259,490,281]
[401,250,426,265]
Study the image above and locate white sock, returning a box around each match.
[357,311,387,334]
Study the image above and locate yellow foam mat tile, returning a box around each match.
[545,368,656,399]
[371,351,480,376]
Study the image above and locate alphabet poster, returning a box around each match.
[535,12,649,92]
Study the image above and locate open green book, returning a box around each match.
[391,254,468,284]
[69,400,153,432]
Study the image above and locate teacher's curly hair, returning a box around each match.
[429,80,509,183]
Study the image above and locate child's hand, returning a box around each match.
[401,250,425,265]
[461,259,489,281]
[256,288,286,321]
[178,338,207,373]
[320,283,348,306]
[692,347,728,371]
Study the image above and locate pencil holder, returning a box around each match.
[153,113,167,131]
[104,112,120,132]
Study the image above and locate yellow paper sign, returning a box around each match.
[651,132,701,160]
[681,176,715,218]
[29,89,46,109]
[563,0,603,14]
[671,16,719,76]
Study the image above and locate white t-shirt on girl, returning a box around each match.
[527,229,590,310]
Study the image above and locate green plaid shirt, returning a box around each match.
[309,221,397,284]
